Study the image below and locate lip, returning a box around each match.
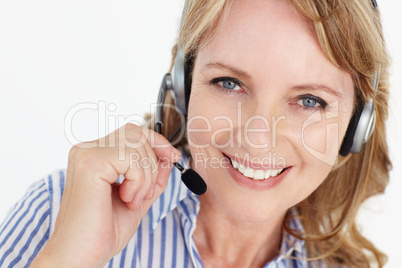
[224,153,291,191]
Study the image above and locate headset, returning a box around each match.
[340,0,380,156]
[156,0,380,182]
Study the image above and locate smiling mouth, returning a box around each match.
[224,154,288,181]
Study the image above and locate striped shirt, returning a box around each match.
[0,156,313,267]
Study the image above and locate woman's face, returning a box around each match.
[187,0,354,223]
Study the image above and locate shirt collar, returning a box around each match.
[277,214,307,263]
[150,151,195,230]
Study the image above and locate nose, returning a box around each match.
[236,101,287,150]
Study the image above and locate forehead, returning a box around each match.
[195,0,353,94]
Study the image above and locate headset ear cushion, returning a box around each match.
[339,103,364,156]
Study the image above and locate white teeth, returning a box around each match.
[230,158,284,180]
[243,167,255,178]
[271,169,280,177]
[254,170,264,180]
[232,160,238,169]
[238,164,245,173]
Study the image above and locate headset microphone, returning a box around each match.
[155,73,207,195]
[173,163,207,196]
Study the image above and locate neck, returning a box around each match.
[193,195,285,268]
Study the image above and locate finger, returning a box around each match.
[119,125,181,167]
[141,127,182,162]
[136,160,175,211]
[129,143,155,209]
[122,138,157,208]
[130,164,152,208]
[155,158,175,190]
[142,142,159,200]
[119,173,143,203]
[119,147,147,203]
[125,128,179,205]
[111,125,179,208]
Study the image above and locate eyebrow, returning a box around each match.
[292,84,342,98]
[203,62,252,80]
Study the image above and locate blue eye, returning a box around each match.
[302,97,317,107]
[210,77,242,91]
[297,94,328,110]
[221,80,238,90]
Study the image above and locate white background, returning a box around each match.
[0,0,401,266]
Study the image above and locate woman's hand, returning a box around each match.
[31,123,181,267]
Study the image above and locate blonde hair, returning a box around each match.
[151,0,391,266]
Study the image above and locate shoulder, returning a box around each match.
[0,169,66,267]
[42,169,66,233]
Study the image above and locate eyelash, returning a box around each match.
[295,94,329,111]
[210,77,329,111]
[210,77,244,94]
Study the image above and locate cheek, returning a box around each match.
[187,88,238,149]
[298,112,341,166]
[187,117,212,151]
[187,89,213,147]
[291,99,352,168]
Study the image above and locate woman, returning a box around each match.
[0,0,391,267]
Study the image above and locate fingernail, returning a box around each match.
[128,192,136,203]
[174,154,181,162]
[172,149,181,161]
[136,200,143,210]
[149,186,155,199]
[172,147,181,155]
